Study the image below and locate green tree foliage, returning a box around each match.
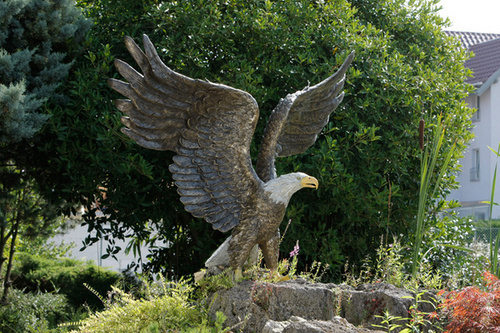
[0,288,70,333]
[0,170,68,303]
[0,0,90,302]
[0,0,89,142]
[11,252,121,309]
[39,0,473,280]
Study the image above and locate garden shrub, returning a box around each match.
[344,237,442,291]
[70,278,220,333]
[34,0,473,280]
[11,252,121,309]
[476,218,500,229]
[17,239,76,259]
[417,214,482,288]
[441,271,500,332]
[0,288,70,333]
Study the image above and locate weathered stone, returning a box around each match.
[262,318,287,333]
[336,283,437,331]
[208,278,437,333]
[209,279,340,332]
[336,283,413,329]
[263,316,384,333]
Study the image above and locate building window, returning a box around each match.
[470,95,480,122]
[470,148,480,181]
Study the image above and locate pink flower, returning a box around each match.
[290,240,300,257]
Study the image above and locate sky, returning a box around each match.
[438,0,500,34]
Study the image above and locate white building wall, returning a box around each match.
[490,81,500,218]
[448,82,500,219]
[49,216,159,272]
[50,225,134,271]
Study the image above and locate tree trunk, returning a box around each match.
[1,190,22,304]
[1,221,18,304]
[0,216,6,278]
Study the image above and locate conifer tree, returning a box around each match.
[0,0,89,143]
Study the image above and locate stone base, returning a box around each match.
[207,278,436,332]
[263,315,380,333]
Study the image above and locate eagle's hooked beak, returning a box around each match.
[301,176,319,189]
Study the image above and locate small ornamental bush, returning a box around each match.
[70,278,216,333]
[11,252,121,309]
[441,271,500,332]
[0,289,70,333]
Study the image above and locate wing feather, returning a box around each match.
[213,214,239,232]
[277,51,354,157]
[174,181,205,190]
[109,35,263,232]
[256,51,354,181]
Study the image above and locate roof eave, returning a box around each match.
[476,67,500,95]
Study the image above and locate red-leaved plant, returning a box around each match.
[441,271,500,332]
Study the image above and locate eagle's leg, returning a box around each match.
[260,230,280,273]
[228,232,257,281]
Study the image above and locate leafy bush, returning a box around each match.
[17,239,76,259]
[476,219,500,229]
[344,237,442,291]
[70,278,226,333]
[0,288,70,333]
[374,290,442,333]
[35,0,473,280]
[418,215,481,288]
[441,271,500,332]
[10,252,121,309]
[345,215,482,289]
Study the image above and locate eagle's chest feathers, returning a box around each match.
[239,174,304,240]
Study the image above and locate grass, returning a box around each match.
[413,114,456,279]
[485,142,500,276]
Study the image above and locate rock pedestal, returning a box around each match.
[208,279,436,332]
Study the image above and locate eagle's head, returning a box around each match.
[264,172,318,206]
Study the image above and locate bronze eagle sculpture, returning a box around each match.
[108,35,353,279]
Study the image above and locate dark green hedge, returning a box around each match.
[34,0,473,280]
[11,252,120,309]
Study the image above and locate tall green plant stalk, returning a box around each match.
[486,143,500,276]
[412,114,456,279]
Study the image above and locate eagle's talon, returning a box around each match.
[269,269,291,282]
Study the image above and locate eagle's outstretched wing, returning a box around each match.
[256,52,354,181]
[108,35,261,232]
